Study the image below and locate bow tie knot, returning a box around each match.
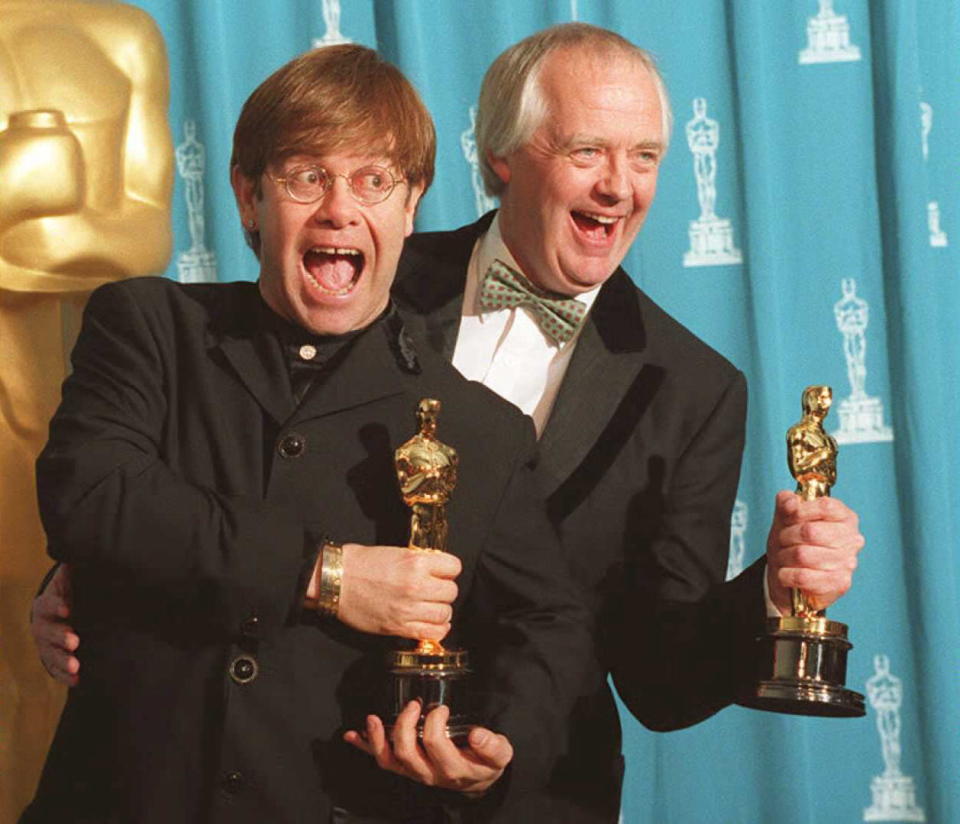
[479,260,587,345]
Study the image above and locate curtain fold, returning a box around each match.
[868,2,960,820]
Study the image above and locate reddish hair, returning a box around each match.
[232,44,435,198]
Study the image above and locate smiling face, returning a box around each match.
[232,152,423,335]
[489,47,664,296]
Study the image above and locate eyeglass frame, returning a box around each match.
[270,163,407,206]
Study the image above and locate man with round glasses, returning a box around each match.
[22,44,589,824]
[274,164,404,205]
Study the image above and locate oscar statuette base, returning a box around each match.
[739,616,865,717]
[386,647,475,746]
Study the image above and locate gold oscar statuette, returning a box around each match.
[387,399,474,743]
[739,385,865,716]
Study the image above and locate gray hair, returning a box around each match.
[475,23,673,197]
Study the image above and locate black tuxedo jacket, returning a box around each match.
[25,278,590,824]
[395,214,768,823]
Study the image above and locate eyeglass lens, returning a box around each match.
[284,166,396,204]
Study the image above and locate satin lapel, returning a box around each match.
[289,321,411,424]
[208,287,294,426]
[537,271,650,497]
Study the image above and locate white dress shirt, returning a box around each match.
[451,214,600,436]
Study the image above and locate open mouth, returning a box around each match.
[302,246,364,296]
[571,210,620,241]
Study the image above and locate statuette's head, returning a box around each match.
[802,385,832,419]
[417,398,441,434]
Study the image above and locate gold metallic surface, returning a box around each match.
[771,615,849,638]
[740,384,864,717]
[0,2,173,816]
[316,541,344,616]
[786,384,838,617]
[395,398,459,553]
[388,401,472,739]
[395,399,459,657]
[389,649,471,672]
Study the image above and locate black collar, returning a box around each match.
[256,293,420,375]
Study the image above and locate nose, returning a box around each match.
[311,175,359,228]
[595,157,630,203]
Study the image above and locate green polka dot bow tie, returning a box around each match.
[478,260,587,345]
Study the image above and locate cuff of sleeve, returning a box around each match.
[762,568,783,618]
[36,562,61,598]
[293,529,324,620]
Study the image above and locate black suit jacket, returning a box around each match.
[395,214,768,823]
[25,278,590,824]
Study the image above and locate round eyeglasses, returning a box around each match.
[272,164,405,206]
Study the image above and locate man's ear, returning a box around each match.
[403,182,426,237]
[487,152,511,187]
[231,165,258,229]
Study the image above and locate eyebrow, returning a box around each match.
[632,140,665,152]
[564,134,664,152]
[280,154,395,169]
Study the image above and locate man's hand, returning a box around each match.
[322,544,461,640]
[344,700,512,795]
[30,564,80,687]
[766,490,865,614]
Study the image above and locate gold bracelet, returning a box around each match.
[316,541,344,616]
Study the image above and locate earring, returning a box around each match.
[246,219,256,230]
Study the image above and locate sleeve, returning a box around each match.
[35,563,62,598]
[36,283,319,638]
[461,418,593,799]
[610,368,769,731]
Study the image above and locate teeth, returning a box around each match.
[576,212,618,225]
[309,246,361,255]
[304,270,354,296]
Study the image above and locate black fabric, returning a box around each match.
[256,293,380,405]
[24,277,590,824]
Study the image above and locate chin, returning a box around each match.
[301,311,354,336]
[557,268,611,293]
[580,259,621,286]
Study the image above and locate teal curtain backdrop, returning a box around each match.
[116,1,960,821]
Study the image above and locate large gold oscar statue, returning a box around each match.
[0,2,173,816]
